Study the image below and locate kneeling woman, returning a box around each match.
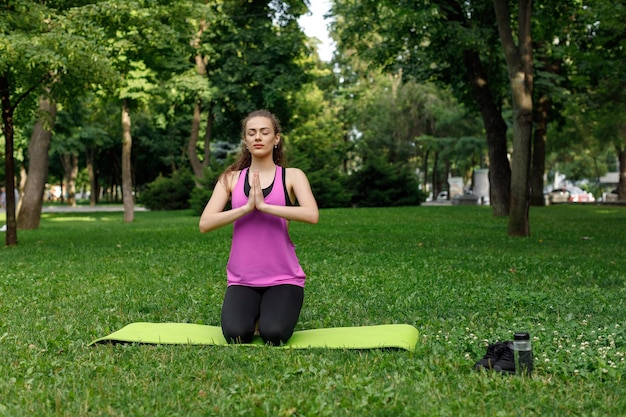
[199,110,319,345]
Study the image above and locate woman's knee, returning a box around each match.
[258,322,293,346]
[222,322,254,344]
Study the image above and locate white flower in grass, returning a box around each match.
[597,346,611,358]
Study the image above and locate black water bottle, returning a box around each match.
[513,332,534,376]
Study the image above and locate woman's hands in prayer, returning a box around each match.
[246,170,266,213]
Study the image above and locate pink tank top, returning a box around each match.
[226,166,306,287]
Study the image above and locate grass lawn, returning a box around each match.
[1,204,625,416]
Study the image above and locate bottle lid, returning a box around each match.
[514,332,530,340]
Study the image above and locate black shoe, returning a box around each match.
[493,341,515,374]
[474,341,511,371]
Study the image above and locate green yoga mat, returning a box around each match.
[89,322,419,352]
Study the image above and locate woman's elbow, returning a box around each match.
[199,220,212,233]
[308,210,319,224]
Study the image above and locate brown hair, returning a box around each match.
[220,110,284,189]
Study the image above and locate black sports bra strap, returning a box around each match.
[283,166,294,206]
[243,168,274,198]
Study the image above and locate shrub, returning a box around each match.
[308,170,353,208]
[189,187,212,216]
[139,171,196,210]
[347,158,426,207]
[189,163,231,215]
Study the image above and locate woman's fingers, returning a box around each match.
[252,171,264,207]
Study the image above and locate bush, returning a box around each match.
[139,171,196,211]
[347,158,426,207]
[189,163,231,215]
[189,187,212,216]
[308,170,353,208]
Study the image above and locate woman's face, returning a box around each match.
[244,116,280,156]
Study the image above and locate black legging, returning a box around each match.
[221,284,304,346]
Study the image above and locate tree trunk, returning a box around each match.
[203,110,213,167]
[531,56,561,206]
[422,148,429,194]
[432,151,439,197]
[0,75,18,246]
[187,98,214,181]
[86,146,97,206]
[17,96,57,230]
[462,50,511,216]
[188,100,204,179]
[617,143,626,201]
[188,22,211,181]
[121,99,134,222]
[494,0,534,237]
[17,164,27,214]
[61,153,79,207]
[530,94,549,206]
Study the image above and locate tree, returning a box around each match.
[185,1,217,180]
[331,0,513,216]
[527,1,578,206]
[1,0,112,242]
[18,95,57,225]
[142,1,311,186]
[196,0,310,144]
[494,0,534,236]
[568,0,626,201]
[80,0,194,222]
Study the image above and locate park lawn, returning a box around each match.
[0,204,625,416]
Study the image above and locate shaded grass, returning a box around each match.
[1,205,625,416]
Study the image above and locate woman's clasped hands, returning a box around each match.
[245,170,267,213]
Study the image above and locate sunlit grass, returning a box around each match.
[1,205,625,416]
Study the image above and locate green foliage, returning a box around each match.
[0,205,625,415]
[189,186,212,216]
[4,0,624,235]
[308,169,352,209]
[138,170,196,210]
[332,0,509,112]
[189,162,231,215]
[0,1,116,112]
[198,0,311,140]
[347,157,425,207]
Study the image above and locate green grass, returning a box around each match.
[1,205,625,416]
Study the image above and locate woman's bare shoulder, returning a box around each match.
[285,167,306,178]
[219,169,242,193]
[284,167,310,189]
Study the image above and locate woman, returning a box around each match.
[199,110,319,345]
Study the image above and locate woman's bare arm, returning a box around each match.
[254,168,319,224]
[198,173,254,233]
